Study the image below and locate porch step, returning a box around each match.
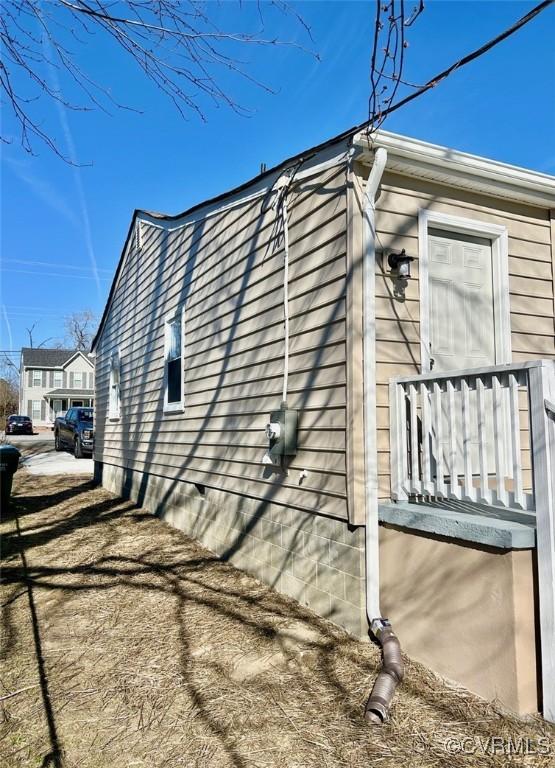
[378,500,536,550]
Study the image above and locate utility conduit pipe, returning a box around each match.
[361,144,404,724]
[281,196,290,406]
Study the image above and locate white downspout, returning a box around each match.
[362,146,387,623]
[361,146,404,725]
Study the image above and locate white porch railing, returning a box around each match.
[389,358,555,722]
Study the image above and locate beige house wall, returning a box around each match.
[95,140,359,525]
[380,525,539,715]
[366,168,555,500]
[93,139,550,717]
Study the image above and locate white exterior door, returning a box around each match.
[428,228,499,477]
[428,228,495,372]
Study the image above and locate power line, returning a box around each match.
[2,305,67,311]
[369,0,554,127]
[2,258,113,274]
[1,268,111,281]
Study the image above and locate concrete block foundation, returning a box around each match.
[96,462,368,638]
[96,461,540,715]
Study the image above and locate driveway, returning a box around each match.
[6,433,94,476]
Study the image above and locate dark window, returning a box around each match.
[167,358,181,403]
[166,316,182,406]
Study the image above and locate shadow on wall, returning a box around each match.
[106,167,353,603]
[96,163,509,662]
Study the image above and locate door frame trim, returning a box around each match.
[418,209,512,373]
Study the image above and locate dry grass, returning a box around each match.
[1,472,553,768]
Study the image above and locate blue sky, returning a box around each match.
[2,1,554,360]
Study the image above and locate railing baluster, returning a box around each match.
[420,382,432,496]
[399,385,409,497]
[492,374,508,506]
[476,376,491,504]
[433,381,445,497]
[461,378,476,501]
[446,379,460,500]
[409,383,421,495]
[389,381,409,501]
[509,372,524,509]
[388,361,542,516]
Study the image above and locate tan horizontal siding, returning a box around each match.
[380,173,551,230]
[99,425,346,451]
[95,157,351,521]
[99,458,347,518]
[102,168,347,345]
[374,172,554,501]
[99,250,347,356]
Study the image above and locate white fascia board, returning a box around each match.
[353,130,555,209]
[62,351,94,369]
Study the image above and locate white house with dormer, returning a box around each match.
[19,347,95,426]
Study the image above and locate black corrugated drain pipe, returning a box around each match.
[364,618,404,725]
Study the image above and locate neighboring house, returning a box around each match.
[91,128,555,720]
[20,347,95,426]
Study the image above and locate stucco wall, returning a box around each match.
[379,524,539,715]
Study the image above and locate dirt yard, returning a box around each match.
[1,472,553,768]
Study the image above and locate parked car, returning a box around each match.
[5,415,33,435]
[54,407,94,458]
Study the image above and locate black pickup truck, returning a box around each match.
[54,407,94,458]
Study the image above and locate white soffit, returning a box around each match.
[353,130,555,209]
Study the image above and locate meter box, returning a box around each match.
[265,408,298,463]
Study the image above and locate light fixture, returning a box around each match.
[387,249,414,279]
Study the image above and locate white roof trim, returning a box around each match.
[62,350,94,369]
[353,130,555,209]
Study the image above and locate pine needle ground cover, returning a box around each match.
[2,472,553,767]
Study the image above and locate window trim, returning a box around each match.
[53,370,63,387]
[108,350,121,421]
[32,369,42,386]
[163,307,185,414]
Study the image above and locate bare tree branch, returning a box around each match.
[368,0,553,135]
[1,1,315,161]
[64,310,98,351]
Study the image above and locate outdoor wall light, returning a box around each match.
[387,249,414,279]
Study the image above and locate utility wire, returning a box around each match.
[369,0,553,126]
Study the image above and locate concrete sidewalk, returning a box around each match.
[6,433,94,476]
[20,450,94,475]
